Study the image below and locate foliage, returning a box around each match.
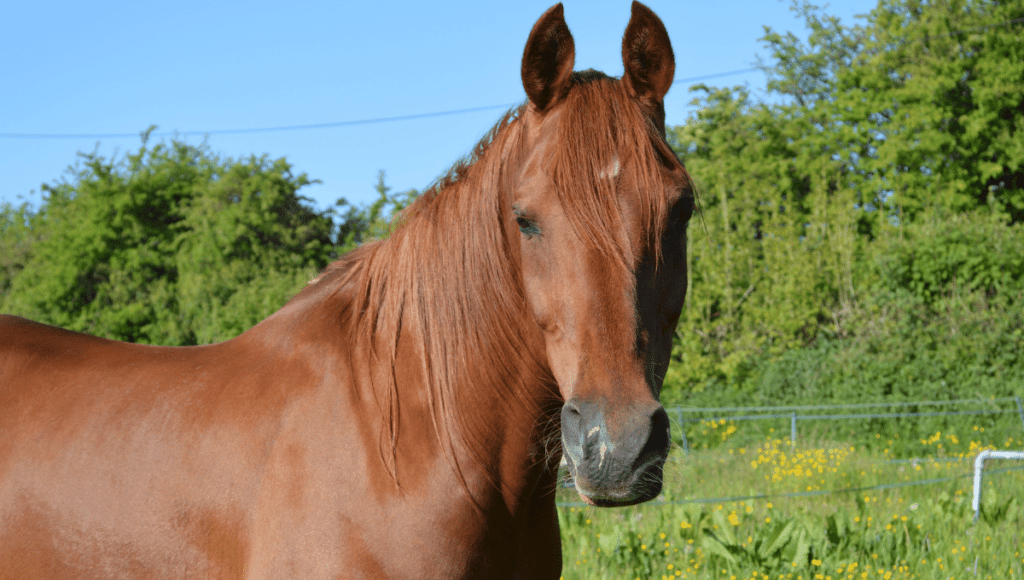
[0,125,420,348]
[0,201,36,297]
[0,134,419,346]
[663,0,1024,405]
[877,209,1024,307]
[334,170,418,255]
[755,0,1024,222]
[0,136,336,344]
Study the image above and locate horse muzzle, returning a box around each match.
[560,398,670,506]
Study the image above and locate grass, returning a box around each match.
[556,420,1024,580]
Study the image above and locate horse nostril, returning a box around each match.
[561,401,582,431]
[560,402,584,464]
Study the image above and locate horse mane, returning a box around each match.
[308,71,687,501]
[313,104,550,498]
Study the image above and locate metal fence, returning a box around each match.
[556,396,1024,512]
[667,396,1024,453]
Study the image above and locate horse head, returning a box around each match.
[512,1,694,506]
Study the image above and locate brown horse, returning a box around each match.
[0,2,693,578]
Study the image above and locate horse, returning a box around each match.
[0,2,694,578]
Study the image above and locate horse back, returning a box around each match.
[0,314,288,452]
[0,314,326,579]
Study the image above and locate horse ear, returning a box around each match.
[521,3,575,112]
[621,1,675,107]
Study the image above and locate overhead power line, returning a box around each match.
[0,68,764,140]
[3,14,1021,141]
[0,104,521,140]
[673,67,760,85]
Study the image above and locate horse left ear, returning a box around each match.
[621,1,675,107]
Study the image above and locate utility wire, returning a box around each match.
[0,68,763,140]
[0,104,520,140]
[673,67,760,85]
[4,13,1019,141]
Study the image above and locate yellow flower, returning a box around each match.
[812,559,822,566]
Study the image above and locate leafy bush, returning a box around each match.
[665,211,1024,421]
[1,137,334,344]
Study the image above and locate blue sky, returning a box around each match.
[1,0,878,212]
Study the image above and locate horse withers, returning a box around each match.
[0,2,694,578]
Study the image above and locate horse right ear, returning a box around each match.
[521,3,575,112]
[621,1,675,108]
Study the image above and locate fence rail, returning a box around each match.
[666,396,1024,453]
[668,396,1021,414]
[555,397,1024,514]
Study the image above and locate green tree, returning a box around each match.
[1,136,334,345]
[663,0,1024,402]
[846,0,1024,222]
[761,0,1024,222]
[668,83,866,394]
[334,170,418,254]
[0,201,37,297]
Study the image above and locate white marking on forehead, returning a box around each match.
[598,157,620,180]
[599,442,607,467]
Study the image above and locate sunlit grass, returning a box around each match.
[557,423,1024,580]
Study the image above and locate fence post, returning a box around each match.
[791,412,797,449]
[973,449,1024,522]
[1016,396,1024,440]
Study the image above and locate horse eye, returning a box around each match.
[515,216,540,237]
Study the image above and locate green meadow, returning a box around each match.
[557,419,1024,580]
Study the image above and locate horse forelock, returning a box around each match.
[553,71,689,270]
